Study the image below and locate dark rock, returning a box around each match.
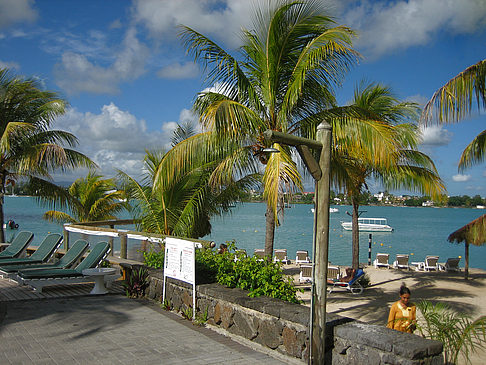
[282,326,306,358]
[256,318,283,349]
[229,310,258,340]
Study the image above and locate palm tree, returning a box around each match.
[0,68,93,241]
[119,132,259,239]
[180,0,358,255]
[417,300,486,364]
[422,59,486,169]
[36,170,126,223]
[330,83,445,269]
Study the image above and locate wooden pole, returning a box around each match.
[63,225,69,250]
[310,121,331,364]
[465,242,469,280]
[120,233,127,259]
[108,224,114,256]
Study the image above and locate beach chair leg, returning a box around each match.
[350,282,363,295]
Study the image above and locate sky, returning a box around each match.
[0,0,485,197]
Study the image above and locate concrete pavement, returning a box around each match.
[0,295,291,364]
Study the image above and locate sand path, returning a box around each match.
[285,264,486,364]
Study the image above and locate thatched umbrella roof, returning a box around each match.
[448,214,486,246]
[448,213,486,279]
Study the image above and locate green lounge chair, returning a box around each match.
[1,239,89,279]
[18,241,111,292]
[0,231,34,259]
[0,233,62,266]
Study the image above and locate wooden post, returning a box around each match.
[63,226,69,250]
[310,121,331,364]
[120,233,127,259]
[108,225,114,256]
[465,242,469,280]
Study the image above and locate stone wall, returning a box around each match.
[145,271,443,364]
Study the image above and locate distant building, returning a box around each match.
[422,200,434,207]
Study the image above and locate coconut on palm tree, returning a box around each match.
[0,68,93,241]
[180,0,358,255]
[36,170,126,223]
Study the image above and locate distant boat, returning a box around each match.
[341,217,393,232]
[3,220,19,230]
[311,207,339,213]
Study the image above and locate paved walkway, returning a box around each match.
[0,295,290,364]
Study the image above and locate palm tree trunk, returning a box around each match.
[0,172,5,243]
[264,203,275,258]
[352,198,360,270]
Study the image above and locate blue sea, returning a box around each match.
[4,196,486,270]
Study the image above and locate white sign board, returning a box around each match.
[162,237,196,320]
[164,237,195,284]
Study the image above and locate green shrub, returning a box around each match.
[196,241,300,304]
[143,249,164,269]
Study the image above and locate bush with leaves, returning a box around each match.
[416,300,486,364]
[196,241,300,304]
[143,249,165,269]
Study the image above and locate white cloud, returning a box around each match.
[0,60,20,70]
[0,0,37,29]
[419,125,453,146]
[452,174,471,182]
[53,103,174,177]
[341,0,486,59]
[52,104,196,179]
[132,0,254,48]
[54,27,149,95]
[157,62,199,79]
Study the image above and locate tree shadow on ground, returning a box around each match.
[0,295,136,340]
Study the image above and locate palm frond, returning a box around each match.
[459,129,486,170]
[422,59,486,124]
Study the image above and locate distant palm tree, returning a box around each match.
[119,132,259,239]
[331,82,445,269]
[0,68,93,241]
[422,59,486,169]
[180,0,358,255]
[37,171,126,223]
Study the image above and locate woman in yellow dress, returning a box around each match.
[387,285,416,333]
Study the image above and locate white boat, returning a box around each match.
[311,207,339,213]
[341,217,393,232]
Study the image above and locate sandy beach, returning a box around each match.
[285,264,486,364]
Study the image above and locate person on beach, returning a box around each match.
[387,284,416,333]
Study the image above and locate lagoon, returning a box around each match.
[4,196,486,270]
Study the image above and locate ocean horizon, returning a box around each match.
[4,196,486,270]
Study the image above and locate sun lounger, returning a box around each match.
[273,249,290,264]
[18,241,111,292]
[234,249,247,262]
[253,248,265,260]
[418,255,439,271]
[0,231,34,259]
[295,250,311,264]
[299,264,313,283]
[373,253,390,269]
[327,265,340,281]
[393,254,410,270]
[439,257,461,272]
[0,233,62,266]
[328,268,365,295]
[1,239,89,279]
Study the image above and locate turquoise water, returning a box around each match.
[4,196,486,270]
